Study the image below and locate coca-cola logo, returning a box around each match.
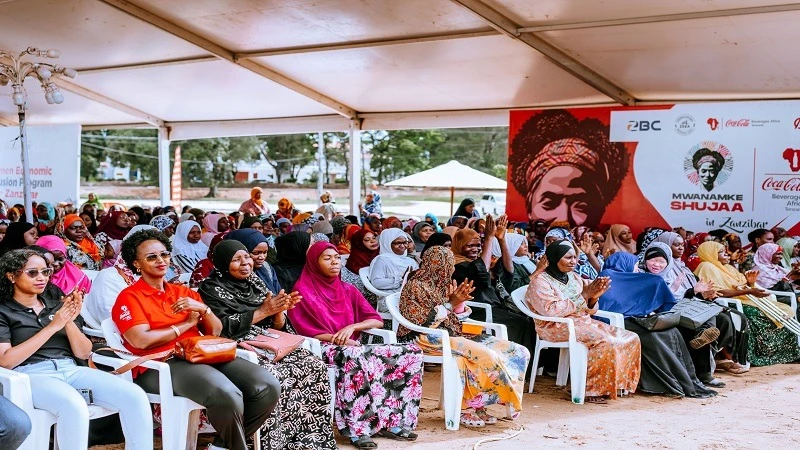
[783,148,800,172]
[725,119,750,127]
[762,176,800,191]
[707,118,719,130]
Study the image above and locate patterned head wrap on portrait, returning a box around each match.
[509,109,628,216]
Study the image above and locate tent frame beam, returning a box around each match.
[98,0,358,119]
[0,115,15,126]
[520,3,800,32]
[52,78,166,127]
[235,29,499,59]
[450,0,635,105]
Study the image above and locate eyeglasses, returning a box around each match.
[141,251,171,263]
[22,268,53,278]
[391,240,407,246]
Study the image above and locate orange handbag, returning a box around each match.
[173,335,237,364]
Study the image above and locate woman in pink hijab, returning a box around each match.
[289,242,424,448]
[36,235,92,294]
[200,213,230,246]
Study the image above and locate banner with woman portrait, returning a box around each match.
[507,101,800,237]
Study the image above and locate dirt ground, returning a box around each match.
[91,364,800,450]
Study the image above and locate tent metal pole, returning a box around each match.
[450,186,455,217]
[348,120,362,215]
[157,127,170,207]
[316,132,324,204]
[17,106,33,224]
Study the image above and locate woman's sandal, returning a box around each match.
[474,408,498,425]
[377,428,418,441]
[726,362,749,375]
[586,396,608,404]
[351,436,378,449]
[715,359,734,372]
[460,412,486,427]
[703,377,727,388]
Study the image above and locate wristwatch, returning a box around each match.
[203,306,211,316]
[443,302,453,312]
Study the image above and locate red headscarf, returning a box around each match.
[95,210,129,240]
[345,228,379,273]
[288,242,381,339]
[683,232,709,272]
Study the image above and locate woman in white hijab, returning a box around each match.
[368,228,419,292]
[171,220,208,273]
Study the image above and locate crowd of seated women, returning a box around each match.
[3,192,800,449]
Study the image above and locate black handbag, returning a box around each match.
[631,310,681,331]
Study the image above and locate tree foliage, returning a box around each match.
[79,126,509,193]
[255,134,316,183]
[174,136,259,197]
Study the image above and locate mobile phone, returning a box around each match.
[78,388,93,405]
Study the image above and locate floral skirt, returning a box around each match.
[415,334,529,411]
[743,305,800,366]
[323,343,424,438]
[256,348,336,450]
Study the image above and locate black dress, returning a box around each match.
[624,320,717,398]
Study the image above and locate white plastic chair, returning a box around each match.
[82,269,100,281]
[384,292,509,431]
[509,286,625,405]
[358,267,397,332]
[100,319,260,450]
[0,360,122,450]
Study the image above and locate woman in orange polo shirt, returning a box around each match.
[112,229,280,450]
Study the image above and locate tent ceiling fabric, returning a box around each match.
[1,0,798,136]
[385,160,507,189]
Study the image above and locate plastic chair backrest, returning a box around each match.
[83,270,100,281]
[510,287,533,315]
[101,319,126,349]
[358,267,393,297]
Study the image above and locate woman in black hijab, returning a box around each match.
[199,240,335,450]
[0,222,37,256]
[421,232,452,256]
[273,231,312,291]
[454,198,480,219]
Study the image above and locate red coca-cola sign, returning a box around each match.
[726,119,750,127]
[784,148,800,172]
[762,176,800,191]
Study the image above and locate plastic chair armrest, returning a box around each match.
[82,326,104,338]
[593,310,625,329]
[235,349,258,363]
[463,319,508,340]
[303,337,323,357]
[465,301,493,323]
[363,328,397,344]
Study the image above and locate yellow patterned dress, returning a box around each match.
[398,246,530,413]
[526,271,641,398]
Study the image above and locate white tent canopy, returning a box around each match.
[386,160,506,214]
[2,1,800,209]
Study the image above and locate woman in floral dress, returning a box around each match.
[398,246,530,427]
[527,240,641,403]
[289,242,424,449]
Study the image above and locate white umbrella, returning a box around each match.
[385,160,507,215]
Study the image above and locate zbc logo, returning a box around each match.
[626,120,662,131]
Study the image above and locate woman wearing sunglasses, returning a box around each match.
[112,229,280,450]
[0,249,153,450]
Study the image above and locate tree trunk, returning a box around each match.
[205,185,219,198]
